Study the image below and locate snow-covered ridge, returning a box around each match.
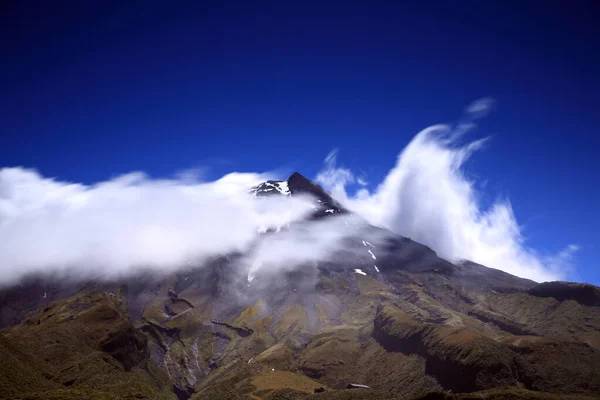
[249,180,291,197]
[275,181,290,195]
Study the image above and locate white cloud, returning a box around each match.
[356,177,368,186]
[316,125,577,283]
[0,99,579,286]
[543,244,580,280]
[245,216,368,283]
[465,97,495,119]
[316,149,354,201]
[0,168,318,285]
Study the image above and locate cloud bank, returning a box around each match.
[0,168,319,285]
[316,100,577,282]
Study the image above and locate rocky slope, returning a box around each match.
[1,173,599,400]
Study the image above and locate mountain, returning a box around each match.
[1,173,599,400]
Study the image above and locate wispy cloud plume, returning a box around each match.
[465,96,495,119]
[316,99,577,283]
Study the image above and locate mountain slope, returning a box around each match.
[1,172,599,400]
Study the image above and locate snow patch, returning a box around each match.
[275,181,290,195]
[354,268,366,276]
[368,250,376,260]
[374,265,379,273]
[325,209,334,213]
[248,260,262,283]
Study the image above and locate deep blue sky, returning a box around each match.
[1,1,598,284]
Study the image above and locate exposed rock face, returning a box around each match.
[211,319,254,337]
[1,172,599,400]
[99,323,148,371]
[529,281,600,306]
[503,336,600,395]
[373,305,520,393]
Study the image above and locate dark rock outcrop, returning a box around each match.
[529,281,600,306]
[502,336,600,395]
[99,324,148,371]
[211,319,254,337]
[373,305,520,393]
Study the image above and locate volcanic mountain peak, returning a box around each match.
[250,172,319,197]
[1,174,600,400]
[287,171,323,194]
[250,172,346,220]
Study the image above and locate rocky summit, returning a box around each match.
[1,173,599,400]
